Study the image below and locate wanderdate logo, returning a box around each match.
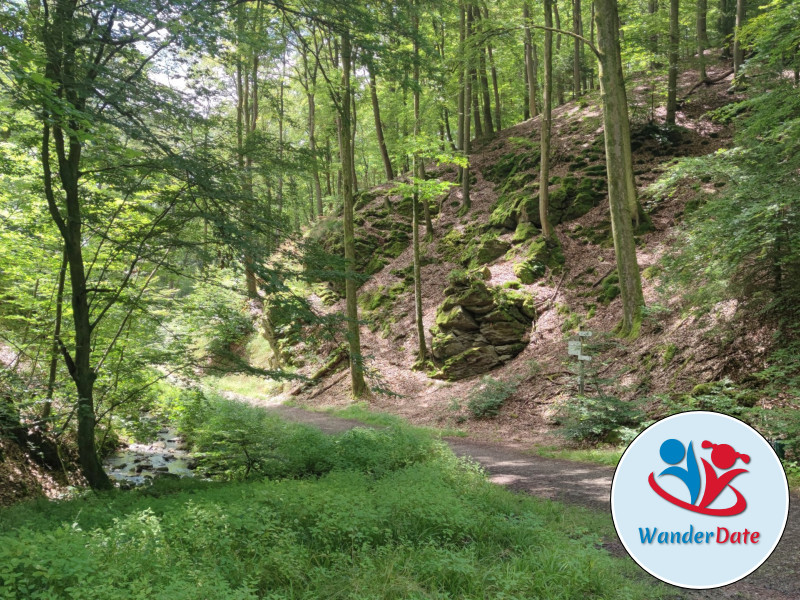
[611,412,789,589]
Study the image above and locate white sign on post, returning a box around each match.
[578,355,592,362]
[568,340,582,355]
[578,331,593,337]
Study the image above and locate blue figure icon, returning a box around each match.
[659,439,701,505]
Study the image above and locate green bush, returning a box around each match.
[466,375,520,418]
[557,394,644,443]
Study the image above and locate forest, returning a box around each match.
[0,0,799,597]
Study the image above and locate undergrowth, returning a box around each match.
[0,396,664,600]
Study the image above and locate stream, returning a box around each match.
[103,426,198,487]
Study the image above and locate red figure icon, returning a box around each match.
[697,441,750,511]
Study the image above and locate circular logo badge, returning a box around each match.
[611,411,789,589]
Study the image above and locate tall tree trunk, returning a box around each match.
[666,0,680,124]
[697,0,708,81]
[553,1,565,106]
[594,0,645,337]
[719,0,735,55]
[457,4,466,152]
[340,31,367,398]
[523,1,538,117]
[475,7,493,135]
[523,65,531,120]
[573,0,583,98]
[733,0,745,76]
[367,63,394,181]
[484,5,502,130]
[540,0,554,239]
[471,71,483,138]
[462,5,473,212]
[649,0,659,64]
[42,248,67,421]
[412,5,427,361]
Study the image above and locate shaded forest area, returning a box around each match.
[1,0,799,596]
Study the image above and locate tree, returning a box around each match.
[523,1,538,118]
[539,0,554,239]
[594,0,646,336]
[697,0,709,81]
[666,0,680,124]
[339,30,368,398]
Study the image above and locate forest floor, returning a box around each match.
[263,403,799,600]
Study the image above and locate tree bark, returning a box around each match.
[666,0,680,124]
[462,5,473,212]
[573,0,583,98]
[484,5,502,130]
[733,0,745,76]
[524,1,538,117]
[553,1,565,106]
[340,31,368,398]
[42,248,67,421]
[697,0,708,81]
[475,7,493,135]
[367,63,394,181]
[540,0,554,239]
[594,0,645,337]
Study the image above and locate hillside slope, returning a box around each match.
[281,61,763,447]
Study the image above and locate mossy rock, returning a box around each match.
[484,150,541,184]
[512,221,539,243]
[474,237,511,266]
[434,345,501,380]
[431,332,472,360]
[526,235,565,271]
[381,239,407,259]
[354,190,381,211]
[435,305,479,332]
[597,271,620,305]
[582,164,607,177]
[514,260,545,284]
[480,314,529,345]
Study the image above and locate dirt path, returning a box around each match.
[266,405,798,600]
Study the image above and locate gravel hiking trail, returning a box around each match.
[265,405,798,600]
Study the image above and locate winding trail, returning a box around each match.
[266,405,798,600]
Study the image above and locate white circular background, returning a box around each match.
[611,411,789,589]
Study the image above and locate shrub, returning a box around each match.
[557,394,644,443]
[466,376,520,418]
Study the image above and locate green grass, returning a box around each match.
[533,444,625,467]
[203,373,284,401]
[0,397,665,600]
[321,402,468,438]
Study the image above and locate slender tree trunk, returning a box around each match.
[594,0,645,337]
[540,0,554,239]
[719,0,735,55]
[649,0,659,63]
[42,248,67,420]
[484,5,502,130]
[471,71,483,138]
[733,0,745,76]
[475,7,493,135]
[457,4,466,152]
[524,1,538,117]
[367,63,394,181]
[412,5,427,361]
[553,1,565,106]
[573,0,583,98]
[340,32,367,398]
[697,0,708,81]
[462,6,473,212]
[523,66,531,120]
[666,0,679,124]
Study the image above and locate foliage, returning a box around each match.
[557,394,644,443]
[466,375,521,418]
[0,421,664,600]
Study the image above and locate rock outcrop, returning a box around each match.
[430,274,536,380]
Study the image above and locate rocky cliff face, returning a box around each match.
[430,273,536,380]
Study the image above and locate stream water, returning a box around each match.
[103,426,197,487]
